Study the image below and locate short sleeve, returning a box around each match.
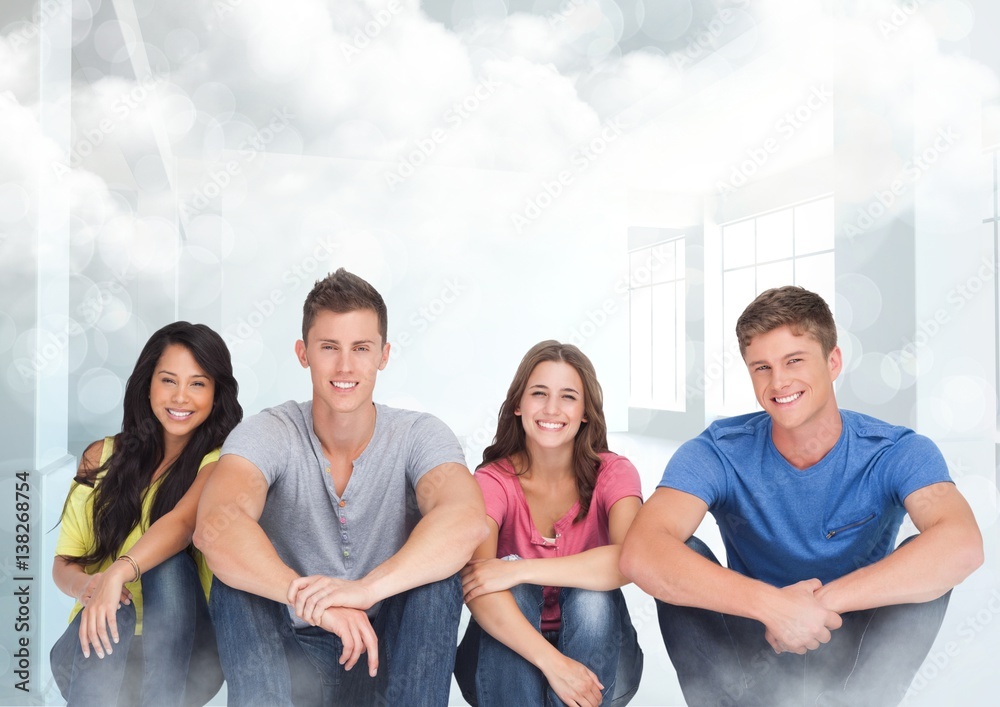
[55,437,111,559]
[221,409,292,486]
[404,413,467,488]
[55,483,93,559]
[595,455,643,515]
[474,464,513,529]
[880,433,953,505]
[657,434,728,510]
[198,448,221,471]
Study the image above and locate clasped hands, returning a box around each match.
[762,578,843,655]
[287,575,379,676]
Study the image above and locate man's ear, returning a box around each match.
[378,342,390,370]
[828,345,843,382]
[295,340,309,369]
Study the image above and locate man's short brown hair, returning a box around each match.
[302,268,388,344]
[736,286,837,358]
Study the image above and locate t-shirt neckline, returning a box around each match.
[511,462,580,546]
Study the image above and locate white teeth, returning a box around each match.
[538,421,565,429]
[774,392,802,404]
[168,409,192,418]
[332,381,357,389]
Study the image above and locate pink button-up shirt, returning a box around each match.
[475,452,642,631]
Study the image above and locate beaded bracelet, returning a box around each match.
[117,554,140,583]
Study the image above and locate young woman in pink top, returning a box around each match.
[454,340,643,707]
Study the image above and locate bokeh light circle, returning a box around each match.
[78,367,123,415]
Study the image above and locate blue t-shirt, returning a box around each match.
[658,410,952,587]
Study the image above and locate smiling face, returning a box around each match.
[295,308,389,416]
[515,360,587,454]
[149,343,215,446]
[744,324,842,438]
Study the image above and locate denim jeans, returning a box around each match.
[656,536,950,707]
[209,573,463,706]
[454,585,643,706]
[50,552,223,707]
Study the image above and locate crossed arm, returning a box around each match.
[619,484,983,655]
[462,496,641,707]
[193,455,487,675]
[52,440,217,659]
[289,461,488,615]
[815,481,982,613]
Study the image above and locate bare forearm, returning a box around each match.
[193,514,297,603]
[467,590,561,672]
[361,505,487,603]
[817,524,983,613]
[117,511,193,577]
[622,533,776,622]
[519,546,629,591]
[52,558,89,600]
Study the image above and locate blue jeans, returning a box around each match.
[656,536,950,707]
[454,585,643,706]
[50,552,223,706]
[210,573,463,706]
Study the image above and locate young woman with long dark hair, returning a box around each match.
[50,321,242,706]
[454,341,643,707]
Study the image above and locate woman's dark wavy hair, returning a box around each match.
[479,340,608,522]
[67,321,242,568]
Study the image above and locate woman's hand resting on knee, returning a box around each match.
[76,566,133,659]
[538,651,604,707]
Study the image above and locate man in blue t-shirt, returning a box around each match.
[621,286,982,706]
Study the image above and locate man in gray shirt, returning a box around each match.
[195,269,487,706]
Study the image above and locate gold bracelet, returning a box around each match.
[118,554,140,583]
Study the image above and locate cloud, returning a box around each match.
[4,0,997,419]
[20,0,986,207]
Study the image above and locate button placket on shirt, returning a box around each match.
[326,464,352,565]
[339,499,351,560]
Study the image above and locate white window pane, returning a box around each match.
[651,283,677,409]
[650,241,676,284]
[676,238,686,278]
[723,220,755,269]
[756,260,794,293]
[795,252,836,314]
[630,248,653,288]
[723,268,756,348]
[756,209,794,263]
[630,288,652,407]
[794,197,834,255]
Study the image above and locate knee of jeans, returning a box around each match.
[142,552,199,596]
[208,576,255,626]
[409,571,463,603]
[508,583,544,617]
[116,601,138,634]
[560,589,618,632]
